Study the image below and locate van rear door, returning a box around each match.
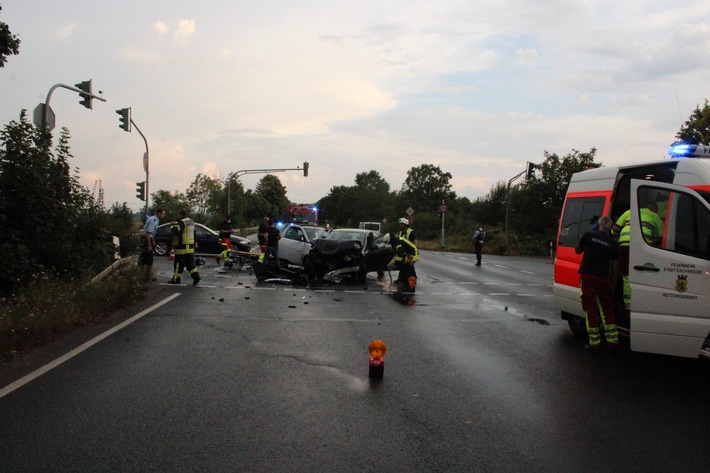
[629,179,710,358]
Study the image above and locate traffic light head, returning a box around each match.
[136,181,145,201]
[303,161,309,177]
[116,108,132,132]
[526,162,537,180]
[75,80,93,109]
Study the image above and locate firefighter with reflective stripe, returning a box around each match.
[611,202,663,311]
[575,216,619,352]
[168,209,201,285]
[393,217,419,285]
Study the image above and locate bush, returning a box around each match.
[419,226,554,257]
[0,264,151,359]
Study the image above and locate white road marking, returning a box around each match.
[489,293,510,296]
[0,293,182,400]
[519,270,536,274]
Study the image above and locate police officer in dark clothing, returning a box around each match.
[472,223,485,266]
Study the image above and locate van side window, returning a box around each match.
[558,197,606,247]
[640,185,710,260]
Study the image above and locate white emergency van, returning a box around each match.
[359,222,382,233]
[553,144,710,358]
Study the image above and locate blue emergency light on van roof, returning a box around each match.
[668,143,710,158]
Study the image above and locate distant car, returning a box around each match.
[153,222,251,256]
[279,223,327,266]
[304,228,395,282]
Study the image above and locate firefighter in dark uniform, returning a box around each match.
[168,209,201,285]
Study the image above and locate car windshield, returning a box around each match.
[303,227,325,240]
[325,230,367,245]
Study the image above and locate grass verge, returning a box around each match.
[0,264,152,361]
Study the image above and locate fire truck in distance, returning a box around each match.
[286,203,320,226]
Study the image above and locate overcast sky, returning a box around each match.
[2,1,709,213]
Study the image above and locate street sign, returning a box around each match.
[439,204,447,213]
[405,207,414,216]
[33,103,55,130]
[143,152,149,173]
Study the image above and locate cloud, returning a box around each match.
[174,19,196,47]
[515,48,539,64]
[153,21,168,35]
[55,23,75,39]
[215,48,230,61]
[200,162,222,180]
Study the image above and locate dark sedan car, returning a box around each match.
[153,222,251,256]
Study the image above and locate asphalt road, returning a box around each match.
[1,251,708,472]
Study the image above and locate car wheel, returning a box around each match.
[154,241,170,256]
[566,313,587,337]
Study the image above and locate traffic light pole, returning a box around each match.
[131,118,150,217]
[505,161,538,235]
[40,82,106,130]
[505,170,526,236]
[226,163,309,215]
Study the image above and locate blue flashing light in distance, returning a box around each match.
[276,220,285,229]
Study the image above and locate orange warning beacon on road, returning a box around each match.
[368,340,387,379]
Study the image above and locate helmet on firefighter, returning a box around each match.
[398,217,409,225]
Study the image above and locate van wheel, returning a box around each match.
[567,314,587,337]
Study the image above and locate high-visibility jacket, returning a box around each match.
[612,208,663,246]
[395,228,420,263]
[170,217,196,255]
